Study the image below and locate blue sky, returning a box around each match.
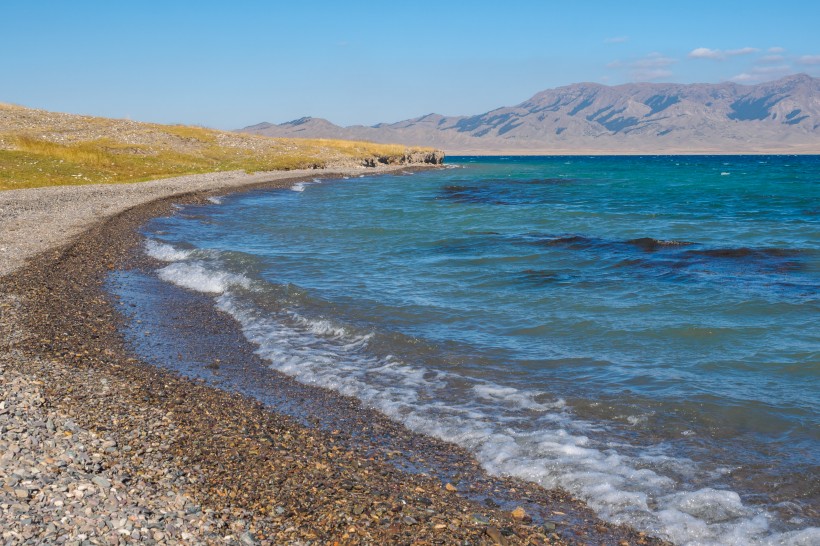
[2,1,818,128]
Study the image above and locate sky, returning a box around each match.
[1,1,818,129]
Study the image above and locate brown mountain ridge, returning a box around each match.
[241,74,820,154]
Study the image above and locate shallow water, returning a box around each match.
[133,156,818,545]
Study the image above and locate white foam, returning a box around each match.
[626,414,648,426]
[472,384,562,411]
[144,240,194,262]
[152,265,818,546]
[157,262,251,294]
[207,196,223,204]
[291,182,307,192]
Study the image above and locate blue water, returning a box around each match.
[140,156,819,545]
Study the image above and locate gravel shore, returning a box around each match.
[0,168,668,545]
[0,167,416,278]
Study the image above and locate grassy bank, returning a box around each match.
[0,103,434,190]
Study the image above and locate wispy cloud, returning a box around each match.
[797,55,820,65]
[768,46,786,53]
[688,47,759,60]
[728,47,759,56]
[605,36,629,44]
[730,64,793,83]
[608,52,676,81]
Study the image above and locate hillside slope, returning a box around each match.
[0,103,441,190]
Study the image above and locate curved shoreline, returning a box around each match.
[0,168,668,544]
[0,166,431,278]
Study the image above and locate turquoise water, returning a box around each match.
[142,156,819,545]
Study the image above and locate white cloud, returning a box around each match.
[760,54,785,63]
[768,46,786,53]
[689,47,721,59]
[688,47,759,60]
[798,55,820,65]
[605,36,629,44]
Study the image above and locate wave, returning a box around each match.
[144,239,195,262]
[154,255,251,294]
[146,242,818,545]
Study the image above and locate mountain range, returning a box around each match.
[241,74,819,154]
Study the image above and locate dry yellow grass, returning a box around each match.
[0,103,436,190]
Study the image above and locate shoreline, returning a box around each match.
[443,150,820,156]
[1,167,668,544]
[0,165,433,278]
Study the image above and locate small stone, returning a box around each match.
[444,482,457,492]
[402,516,417,525]
[472,513,490,525]
[240,531,256,545]
[92,476,110,490]
[485,526,509,545]
[511,506,532,523]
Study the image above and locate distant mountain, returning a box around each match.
[241,74,820,154]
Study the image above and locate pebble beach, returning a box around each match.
[0,167,667,545]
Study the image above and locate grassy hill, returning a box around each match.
[0,103,437,190]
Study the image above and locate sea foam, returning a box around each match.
[144,240,194,262]
[157,262,251,294]
[150,255,818,545]
[209,285,816,545]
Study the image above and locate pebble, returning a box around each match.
[486,525,509,545]
[0,364,230,544]
[511,506,532,523]
[472,513,491,524]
